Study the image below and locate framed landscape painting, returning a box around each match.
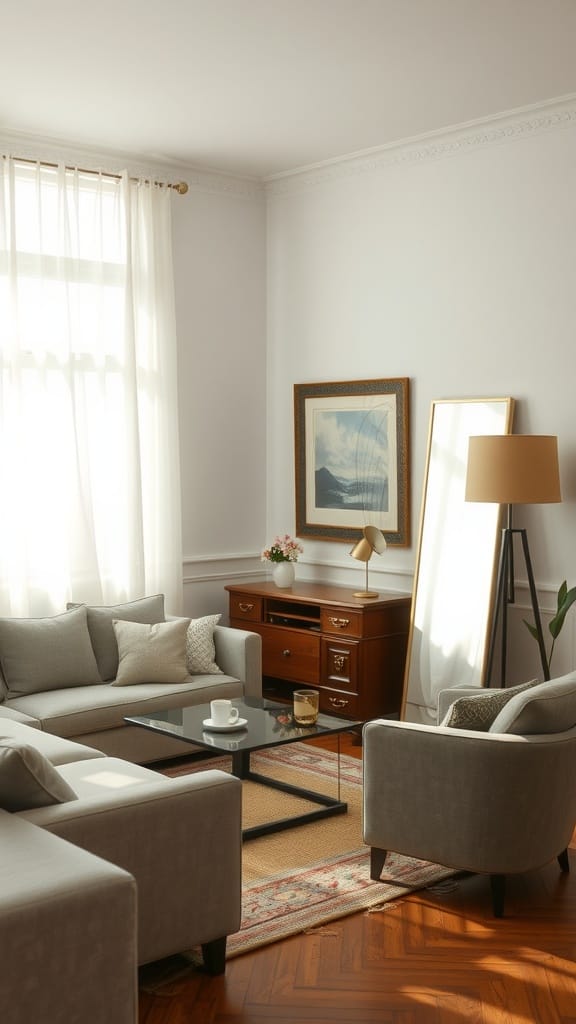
[294,378,410,546]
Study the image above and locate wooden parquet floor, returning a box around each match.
[138,734,576,1024]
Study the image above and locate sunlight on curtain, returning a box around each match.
[0,158,183,616]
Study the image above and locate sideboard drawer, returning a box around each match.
[319,687,360,718]
[229,594,263,623]
[321,608,363,638]
[259,624,320,685]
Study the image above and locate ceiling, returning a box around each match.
[3,0,576,180]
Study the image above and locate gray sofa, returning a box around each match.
[0,595,262,762]
[0,723,243,1024]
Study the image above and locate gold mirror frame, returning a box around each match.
[401,397,515,723]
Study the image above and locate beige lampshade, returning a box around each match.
[465,435,561,505]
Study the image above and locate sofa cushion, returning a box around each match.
[68,595,166,682]
[3,678,244,737]
[186,614,223,675]
[54,756,170,799]
[0,739,77,811]
[0,720,104,765]
[112,618,190,686]
[489,671,576,735]
[0,606,102,697]
[440,679,538,731]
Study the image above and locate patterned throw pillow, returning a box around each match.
[440,679,539,731]
[186,614,223,675]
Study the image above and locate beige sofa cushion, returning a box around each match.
[3,677,244,737]
[0,720,104,765]
[112,618,190,686]
[68,594,165,681]
[0,739,78,811]
[54,755,170,798]
[0,606,101,697]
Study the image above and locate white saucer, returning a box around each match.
[202,717,248,733]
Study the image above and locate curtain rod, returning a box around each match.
[7,155,189,195]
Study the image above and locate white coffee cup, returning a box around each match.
[211,699,240,727]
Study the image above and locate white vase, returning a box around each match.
[272,561,295,588]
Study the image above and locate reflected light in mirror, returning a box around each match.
[402,398,514,724]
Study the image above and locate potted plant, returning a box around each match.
[523,580,576,677]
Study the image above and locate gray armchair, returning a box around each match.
[363,673,576,916]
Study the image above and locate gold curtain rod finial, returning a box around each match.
[9,155,188,195]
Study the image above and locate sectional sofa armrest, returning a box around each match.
[0,810,137,1024]
[214,624,262,697]
[0,705,41,727]
[21,768,243,966]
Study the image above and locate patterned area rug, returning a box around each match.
[163,742,456,958]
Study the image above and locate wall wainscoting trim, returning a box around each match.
[265,94,576,197]
[182,554,414,590]
[508,579,568,617]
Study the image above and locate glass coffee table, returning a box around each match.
[126,696,362,841]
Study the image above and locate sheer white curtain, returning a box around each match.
[0,157,183,617]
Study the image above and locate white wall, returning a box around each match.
[172,180,267,619]
[265,100,576,683]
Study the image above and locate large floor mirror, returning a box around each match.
[402,397,515,724]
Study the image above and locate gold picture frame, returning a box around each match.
[294,378,410,546]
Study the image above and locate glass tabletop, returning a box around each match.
[126,695,362,754]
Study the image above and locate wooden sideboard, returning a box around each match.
[225,580,412,720]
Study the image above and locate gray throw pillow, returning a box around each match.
[68,594,165,681]
[111,618,190,686]
[489,672,576,734]
[0,605,102,697]
[0,738,77,812]
[441,679,539,731]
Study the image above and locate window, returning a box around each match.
[0,158,182,617]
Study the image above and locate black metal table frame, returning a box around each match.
[231,734,346,841]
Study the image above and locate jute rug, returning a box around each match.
[163,742,457,958]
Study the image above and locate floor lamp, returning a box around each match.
[465,434,561,686]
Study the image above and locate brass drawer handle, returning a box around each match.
[333,655,346,672]
[328,617,350,629]
[282,649,291,657]
[238,602,254,613]
[329,696,349,708]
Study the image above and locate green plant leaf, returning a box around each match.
[523,619,539,641]
[549,585,576,639]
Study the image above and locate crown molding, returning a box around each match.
[264,94,576,198]
[0,128,263,200]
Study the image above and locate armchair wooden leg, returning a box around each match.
[490,874,506,918]
[370,847,388,881]
[558,848,570,873]
[201,936,227,975]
